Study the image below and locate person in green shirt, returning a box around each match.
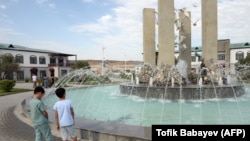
[29,86,53,141]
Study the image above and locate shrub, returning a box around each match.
[0,79,16,92]
[25,78,29,83]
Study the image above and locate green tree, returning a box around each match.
[71,61,90,69]
[0,54,19,79]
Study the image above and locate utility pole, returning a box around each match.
[102,47,106,75]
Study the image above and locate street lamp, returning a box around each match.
[102,47,106,75]
[124,54,126,72]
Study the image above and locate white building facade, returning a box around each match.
[174,41,250,75]
[0,43,76,81]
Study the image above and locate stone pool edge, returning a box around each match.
[20,97,152,141]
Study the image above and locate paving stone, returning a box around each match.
[0,107,62,141]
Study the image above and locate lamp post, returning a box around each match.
[102,47,106,75]
[124,54,126,72]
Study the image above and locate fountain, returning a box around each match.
[36,69,249,134]
[19,66,249,141]
[120,0,245,100]
[120,63,245,100]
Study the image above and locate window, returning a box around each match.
[50,57,56,64]
[247,51,250,57]
[191,56,196,62]
[39,56,46,64]
[198,56,202,62]
[30,55,37,64]
[16,54,24,63]
[5,72,13,79]
[17,71,24,81]
[218,54,225,60]
[40,70,46,78]
[236,52,244,60]
[58,57,64,66]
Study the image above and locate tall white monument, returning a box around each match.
[143,8,156,67]
[158,0,175,67]
[202,0,218,66]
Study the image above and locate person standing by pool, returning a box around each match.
[43,74,49,88]
[29,86,53,141]
[53,88,77,141]
[32,74,37,88]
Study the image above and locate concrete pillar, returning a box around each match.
[143,8,156,67]
[202,0,218,66]
[158,0,175,67]
[179,11,191,71]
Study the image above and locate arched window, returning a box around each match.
[236,51,244,60]
[247,51,250,57]
[30,55,37,64]
[16,54,24,63]
[39,56,46,64]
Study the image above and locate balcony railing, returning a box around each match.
[48,63,72,67]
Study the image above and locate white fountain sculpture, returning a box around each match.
[149,77,153,87]
[135,76,139,85]
[198,78,203,87]
[227,75,231,85]
[130,73,134,84]
[175,59,188,79]
[218,76,223,86]
[171,77,175,87]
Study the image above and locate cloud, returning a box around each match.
[29,41,74,54]
[48,3,56,8]
[217,0,250,43]
[0,28,26,43]
[36,0,48,4]
[0,4,6,9]
[69,14,112,33]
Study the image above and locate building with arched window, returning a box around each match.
[156,40,250,75]
[0,43,77,81]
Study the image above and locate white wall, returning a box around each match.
[1,49,69,67]
[1,50,49,67]
[230,48,250,64]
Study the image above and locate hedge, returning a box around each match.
[0,79,16,92]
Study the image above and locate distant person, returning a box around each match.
[29,87,53,141]
[50,76,54,87]
[43,75,49,88]
[32,74,37,88]
[53,88,77,141]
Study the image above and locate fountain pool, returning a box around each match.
[43,85,250,127]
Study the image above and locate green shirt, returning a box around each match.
[29,98,48,126]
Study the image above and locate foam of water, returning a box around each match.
[175,59,188,79]
[193,104,201,108]
[127,95,145,102]
[158,99,172,104]
[226,98,237,102]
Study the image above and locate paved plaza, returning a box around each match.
[0,83,86,141]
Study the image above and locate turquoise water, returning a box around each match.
[43,85,250,127]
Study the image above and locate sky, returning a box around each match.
[0,0,249,61]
